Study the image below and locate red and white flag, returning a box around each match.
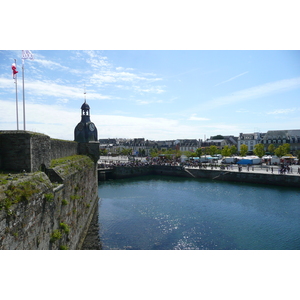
[22,50,34,60]
[12,63,18,79]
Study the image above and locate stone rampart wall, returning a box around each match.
[50,139,78,161]
[0,156,98,250]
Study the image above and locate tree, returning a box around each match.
[150,148,158,157]
[240,144,248,157]
[209,145,218,156]
[282,143,290,155]
[212,135,224,139]
[230,145,237,156]
[268,144,275,155]
[183,151,196,157]
[274,145,285,157]
[120,148,132,156]
[100,149,108,156]
[202,147,209,156]
[253,143,265,158]
[274,144,290,157]
[221,145,231,157]
[195,148,202,157]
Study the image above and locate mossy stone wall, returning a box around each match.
[0,156,98,250]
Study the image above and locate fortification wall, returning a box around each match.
[50,139,78,161]
[0,156,98,250]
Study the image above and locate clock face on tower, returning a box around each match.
[89,123,95,131]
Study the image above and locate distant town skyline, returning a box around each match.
[1,50,299,141]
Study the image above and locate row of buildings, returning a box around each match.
[99,129,300,156]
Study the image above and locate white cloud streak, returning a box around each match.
[203,77,300,110]
[267,108,297,115]
[34,59,68,70]
[0,78,110,100]
[215,71,249,86]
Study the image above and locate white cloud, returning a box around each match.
[34,59,68,70]
[134,85,165,94]
[0,78,110,100]
[90,70,161,85]
[202,77,300,110]
[116,67,134,71]
[188,114,210,121]
[215,71,249,86]
[267,108,297,114]
[85,51,110,68]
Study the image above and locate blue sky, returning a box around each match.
[0,50,299,141]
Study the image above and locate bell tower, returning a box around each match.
[74,90,98,143]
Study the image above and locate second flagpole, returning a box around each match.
[22,58,26,131]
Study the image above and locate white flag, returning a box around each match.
[22,50,34,60]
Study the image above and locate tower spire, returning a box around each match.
[84,85,86,103]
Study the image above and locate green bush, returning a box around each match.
[59,245,69,250]
[45,193,54,202]
[59,222,70,234]
[50,230,62,242]
[61,199,68,205]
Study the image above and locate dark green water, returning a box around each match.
[98,175,300,250]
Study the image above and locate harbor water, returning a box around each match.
[98,175,300,250]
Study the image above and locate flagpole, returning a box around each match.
[22,58,26,131]
[14,59,19,130]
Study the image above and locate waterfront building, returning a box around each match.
[202,138,227,148]
[238,132,264,153]
[261,129,300,154]
[175,139,200,152]
[99,138,118,154]
[202,135,237,149]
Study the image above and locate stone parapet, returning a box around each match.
[0,131,96,172]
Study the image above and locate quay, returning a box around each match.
[97,162,300,188]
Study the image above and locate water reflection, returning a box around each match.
[98,176,300,250]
